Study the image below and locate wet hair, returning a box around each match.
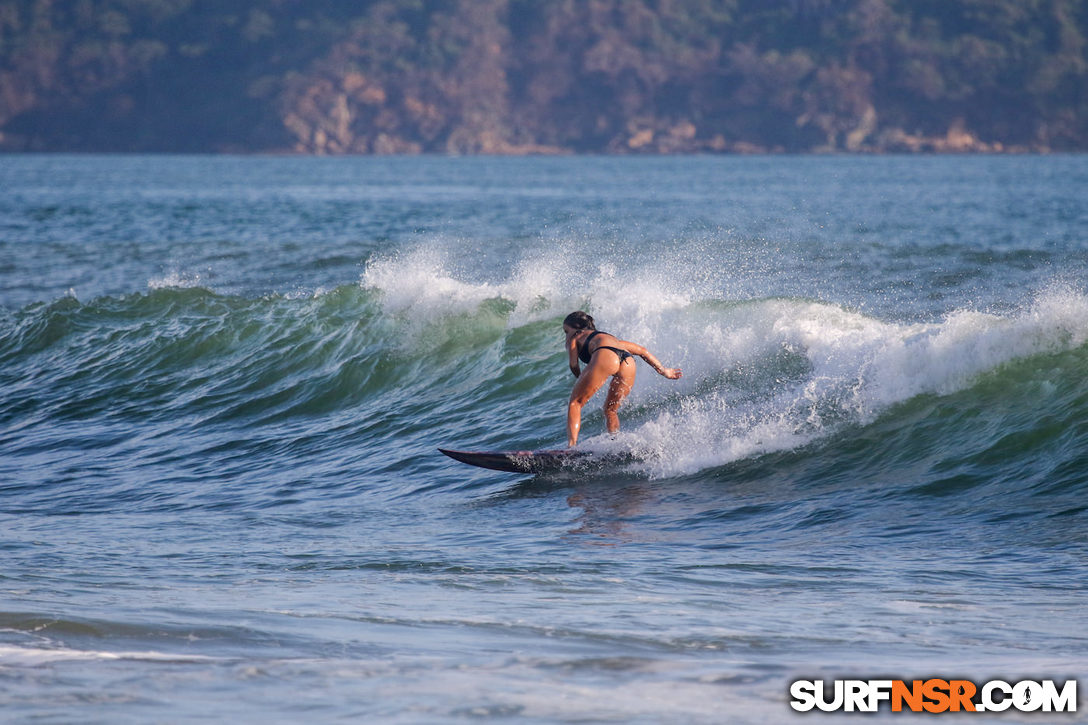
[563,311,595,331]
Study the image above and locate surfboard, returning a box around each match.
[438,447,601,474]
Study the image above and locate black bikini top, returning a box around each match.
[577,331,605,364]
[577,331,634,365]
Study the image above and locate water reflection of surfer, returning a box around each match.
[562,311,682,447]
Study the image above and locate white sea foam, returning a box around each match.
[148,271,204,290]
[620,286,1088,476]
[361,245,1088,475]
[361,244,698,332]
[0,644,225,666]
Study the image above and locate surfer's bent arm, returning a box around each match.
[620,342,682,380]
[568,338,581,378]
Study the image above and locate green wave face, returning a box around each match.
[5,273,1088,513]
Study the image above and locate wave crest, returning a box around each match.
[359,248,1088,474]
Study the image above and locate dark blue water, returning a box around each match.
[2,155,1087,722]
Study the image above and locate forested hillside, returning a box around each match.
[1,0,1085,153]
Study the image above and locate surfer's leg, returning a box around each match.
[567,359,615,447]
[603,359,635,434]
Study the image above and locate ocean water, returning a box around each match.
[1,154,1087,723]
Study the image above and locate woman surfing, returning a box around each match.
[562,311,682,447]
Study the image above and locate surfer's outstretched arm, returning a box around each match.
[619,342,682,380]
